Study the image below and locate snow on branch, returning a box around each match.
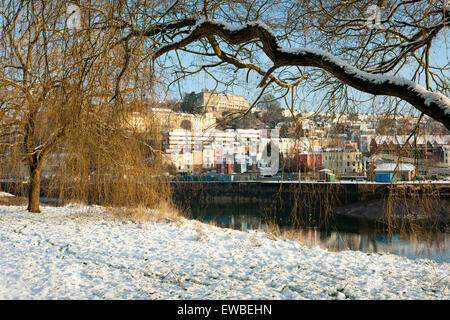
[152,19,450,130]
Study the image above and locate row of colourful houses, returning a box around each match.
[164,129,367,176]
[163,129,447,180]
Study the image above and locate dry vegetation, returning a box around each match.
[0,194,27,206]
[108,201,185,224]
[0,1,177,214]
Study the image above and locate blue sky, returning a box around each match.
[162,28,449,116]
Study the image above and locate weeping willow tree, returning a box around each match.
[0,0,173,212]
[41,93,171,207]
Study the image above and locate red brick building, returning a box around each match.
[296,153,322,172]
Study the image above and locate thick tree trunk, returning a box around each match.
[27,163,42,213]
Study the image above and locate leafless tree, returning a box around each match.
[0,0,170,212]
[118,0,448,233]
[114,0,449,129]
[0,1,90,212]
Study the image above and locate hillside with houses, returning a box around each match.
[122,89,450,183]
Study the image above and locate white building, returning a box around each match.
[359,134,375,154]
[443,146,450,166]
[165,129,298,174]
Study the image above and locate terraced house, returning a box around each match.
[322,145,363,175]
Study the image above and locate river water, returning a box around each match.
[190,206,449,264]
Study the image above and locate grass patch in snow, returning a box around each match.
[262,220,317,246]
[0,192,27,206]
[107,200,184,224]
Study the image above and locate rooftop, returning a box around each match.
[374,163,415,172]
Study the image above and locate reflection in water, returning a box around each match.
[195,212,449,264]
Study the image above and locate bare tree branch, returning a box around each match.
[152,19,450,129]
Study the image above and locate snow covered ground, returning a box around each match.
[0,192,14,197]
[0,203,448,300]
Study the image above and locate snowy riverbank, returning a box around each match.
[0,204,448,300]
